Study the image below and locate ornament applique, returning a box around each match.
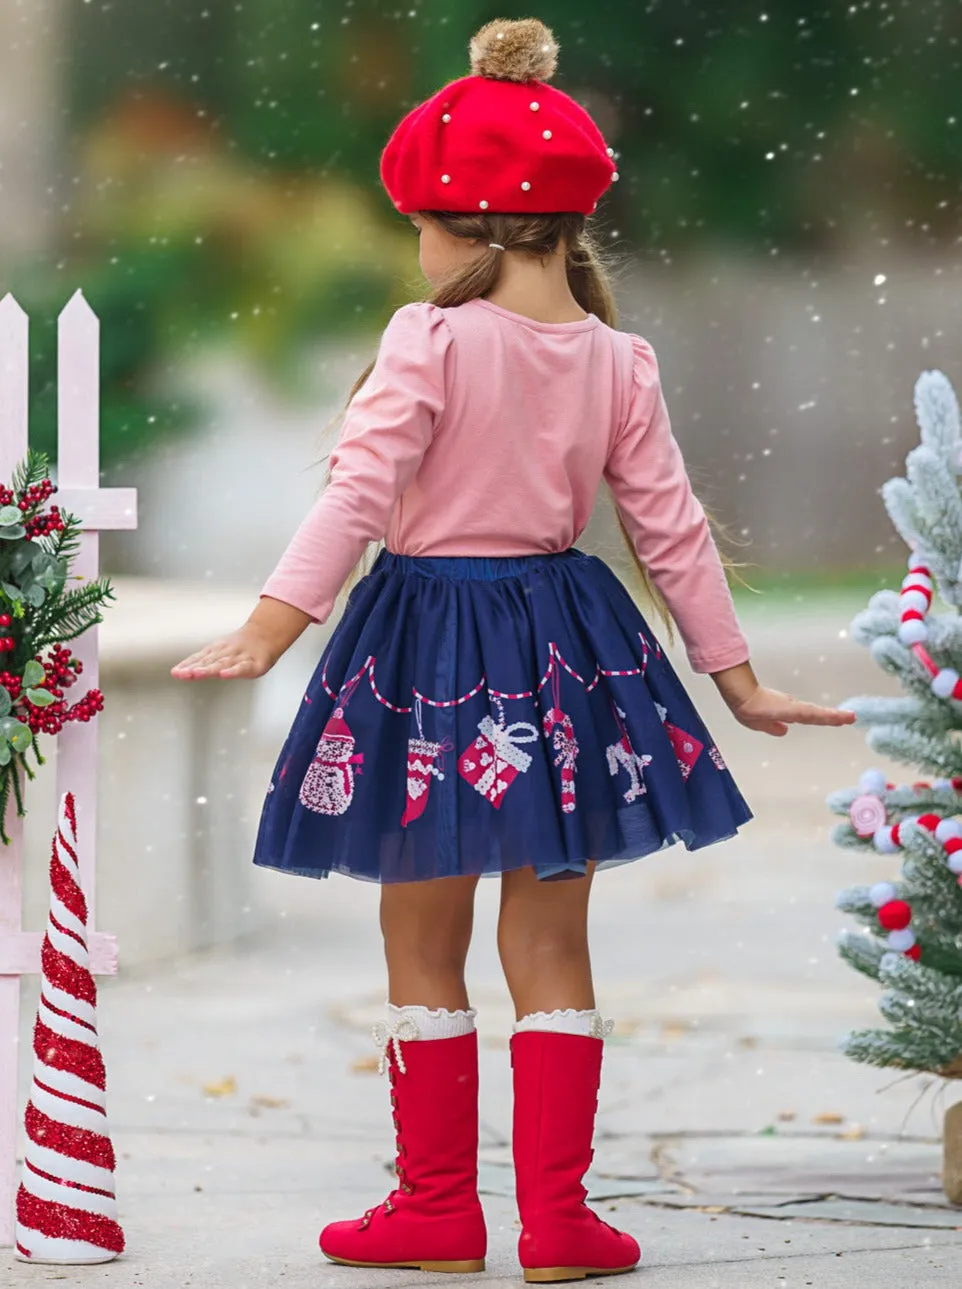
[401,699,454,827]
[708,745,727,772]
[606,705,652,804]
[458,698,539,809]
[299,676,364,817]
[543,664,579,813]
[654,702,703,780]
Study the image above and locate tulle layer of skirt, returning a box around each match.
[252,549,752,883]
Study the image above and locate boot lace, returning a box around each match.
[357,1018,420,1229]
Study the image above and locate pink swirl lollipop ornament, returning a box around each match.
[850,793,888,837]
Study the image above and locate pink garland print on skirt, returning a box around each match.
[458,697,539,809]
[401,698,455,827]
[299,674,364,816]
[543,660,579,813]
[606,703,652,804]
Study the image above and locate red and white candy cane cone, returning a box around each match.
[15,792,125,1265]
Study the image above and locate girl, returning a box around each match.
[172,18,854,1284]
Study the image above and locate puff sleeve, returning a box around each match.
[604,334,750,674]
[260,302,453,623]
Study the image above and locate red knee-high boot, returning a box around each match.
[320,1030,487,1273]
[511,1031,641,1283]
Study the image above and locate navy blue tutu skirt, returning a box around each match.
[252,549,752,884]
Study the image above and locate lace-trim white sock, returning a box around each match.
[372,1003,477,1074]
[514,1007,614,1040]
[384,1002,477,1040]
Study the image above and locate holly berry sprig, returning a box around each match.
[0,450,114,843]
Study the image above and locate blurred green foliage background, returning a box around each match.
[8,0,962,471]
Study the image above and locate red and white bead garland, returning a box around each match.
[848,766,962,962]
[866,880,920,960]
[897,553,962,699]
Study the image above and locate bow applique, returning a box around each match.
[371,1016,421,1075]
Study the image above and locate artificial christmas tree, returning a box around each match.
[831,369,962,1202]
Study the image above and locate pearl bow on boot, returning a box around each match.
[319,1021,486,1274]
[511,1030,640,1282]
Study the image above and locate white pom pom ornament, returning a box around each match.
[935,818,962,843]
[933,668,961,699]
[887,928,916,952]
[898,619,928,645]
[873,825,899,854]
[858,768,888,795]
[869,881,898,908]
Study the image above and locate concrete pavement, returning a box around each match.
[9,602,962,1285]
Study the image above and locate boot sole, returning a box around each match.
[523,1266,639,1283]
[323,1253,485,1274]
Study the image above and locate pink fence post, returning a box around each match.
[0,288,137,1245]
[0,292,29,1249]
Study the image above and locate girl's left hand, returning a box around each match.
[726,685,857,738]
[710,661,857,738]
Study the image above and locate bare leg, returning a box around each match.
[497,864,596,1019]
[380,874,481,1010]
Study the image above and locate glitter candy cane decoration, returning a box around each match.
[897,553,962,700]
[15,793,125,1265]
[542,658,579,813]
[897,554,934,646]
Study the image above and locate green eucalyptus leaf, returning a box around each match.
[0,526,26,541]
[26,687,55,708]
[0,506,22,526]
[10,546,35,575]
[0,741,13,767]
[1,583,22,602]
[0,717,32,752]
[21,660,44,688]
[23,584,45,608]
[0,689,11,719]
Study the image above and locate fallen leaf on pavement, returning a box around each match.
[351,1054,381,1074]
[250,1094,289,1109]
[839,1123,865,1140]
[812,1111,845,1125]
[776,1110,797,1122]
[202,1075,237,1098]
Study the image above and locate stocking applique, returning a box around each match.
[299,676,364,816]
[459,697,539,810]
[543,664,579,813]
[605,704,652,804]
[401,699,454,827]
[655,702,704,781]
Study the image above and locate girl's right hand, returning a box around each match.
[171,624,278,681]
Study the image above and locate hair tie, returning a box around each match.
[488,242,506,251]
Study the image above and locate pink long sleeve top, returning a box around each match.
[261,297,750,674]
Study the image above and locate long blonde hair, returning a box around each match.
[329,210,740,633]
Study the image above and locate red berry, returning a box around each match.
[0,615,11,628]
[905,944,922,961]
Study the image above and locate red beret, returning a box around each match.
[380,19,617,216]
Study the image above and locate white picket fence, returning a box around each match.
[0,289,137,1245]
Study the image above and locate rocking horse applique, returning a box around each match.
[606,705,652,804]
